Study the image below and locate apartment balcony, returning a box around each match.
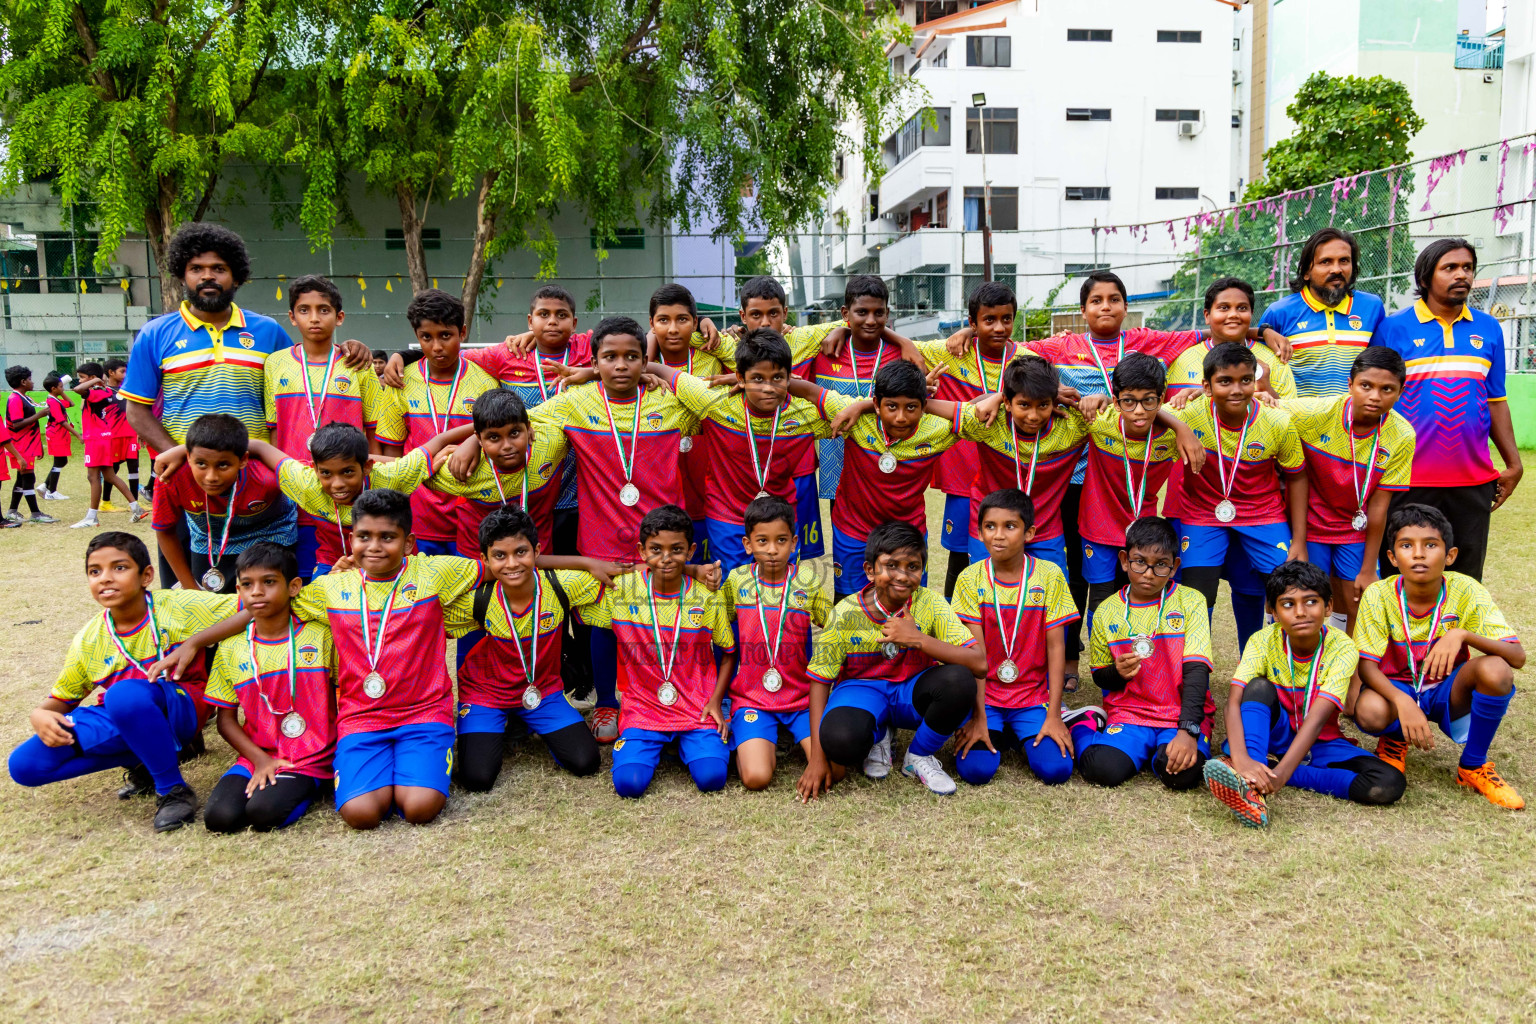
[880,148,956,213]
[1456,34,1504,70]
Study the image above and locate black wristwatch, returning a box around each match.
[1177,721,1202,739]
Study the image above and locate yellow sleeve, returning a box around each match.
[1275,416,1305,472]
[695,331,738,369]
[916,339,952,369]
[672,371,722,420]
[1041,562,1079,628]
[786,319,843,367]
[552,569,604,611]
[949,564,982,623]
[162,591,240,641]
[925,592,977,648]
[290,580,332,624]
[1231,628,1273,685]
[1460,580,1518,644]
[374,386,406,445]
[1352,582,1392,661]
[806,389,853,440]
[1382,418,1415,490]
[1179,587,1213,665]
[372,447,432,494]
[358,367,386,429]
[204,644,242,707]
[1088,607,1113,671]
[277,459,329,516]
[1318,632,1358,707]
[423,556,485,607]
[263,359,279,431]
[805,614,848,684]
[426,460,474,498]
[580,588,614,629]
[1269,357,1297,399]
[707,589,735,651]
[50,628,94,705]
[806,576,833,629]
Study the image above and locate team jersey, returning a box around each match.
[263,345,388,461]
[1233,623,1357,744]
[807,586,977,687]
[951,557,1078,707]
[1165,339,1297,400]
[374,358,499,542]
[1167,400,1303,527]
[805,335,905,499]
[1079,410,1179,546]
[955,405,1089,541]
[291,555,484,736]
[660,348,727,520]
[276,449,432,569]
[0,419,10,478]
[830,407,958,537]
[917,338,1019,496]
[4,392,42,462]
[81,386,122,441]
[1353,572,1518,688]
[52,591,239,711]
[1258,289,1385,398]
[455,570,605,708]
[428,427,568,559]
[151,459,297,554]
[121,302,287,443]
[532,382,699,560]
[1370,300,1506,488]
[1088,583,1213,728]
[581,569,735,733]
[204,616,337,778]
[724,562,833,712]
[466,332,595,399]
[45,394,73,451]
[669,372,842,525]
[1281,396,1415,544]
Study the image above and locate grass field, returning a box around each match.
[2,460,1535,1023]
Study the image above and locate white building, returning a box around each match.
[786,0,1238,335]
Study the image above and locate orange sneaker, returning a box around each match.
[1375,736,1409,773]
[1456,762,1525,810]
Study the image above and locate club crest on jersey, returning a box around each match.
[792,588,809,607]
[334,375,352,393]
[462,396,476,409]
[1245,441,1264,456]
[783,418,800,430]
[915,442,932,455]
[1083,544,1094,559]
[687,606,704,627]
[1376,448,1390,466]
[1028,584,1046,602]
[299,644,320,665]
[238,332,256,349]
[538,610,556,633]
[1470,335,1484,349]
[743,709,759,723]
[1166,610,1185,630]
[645,411,663,429]
[1349,315,1363,330]
[538,461,553,477]
[246,500,268,514]
[1152,443,1169,456]
[399,582,418,600]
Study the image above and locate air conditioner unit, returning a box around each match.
[1232,69,1242,85]
[1178,120,1202,137]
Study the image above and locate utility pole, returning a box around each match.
[973,92,993,282]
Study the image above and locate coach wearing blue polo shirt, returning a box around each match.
[1370,238,1521,581]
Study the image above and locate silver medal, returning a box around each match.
[762,667,783,693]
[881,641,901,660]
[678,436,694,453]
[280,711,307,739]
[306,432,317,449]
[1351,510,1368,532]
[878,452,898,474]
[201,568,225,591]
[657,681,678,706]
[362,671,386,699]
[619,482,640,506]
[1214,499,1237,523]
[997,659,1019,684]
[1132,637,1155,659]
[755,490,769,499]
[521,685,542,711]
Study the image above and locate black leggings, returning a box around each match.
[9,471,38,514]
[456,721,601,792]
[1240,677,1406,806]
[204,772,321,833]
[1078,738,1206,790]
[818,663,975,768]
[44,457,67,493]
[1179,565,1261,617]
[943,550,969,601]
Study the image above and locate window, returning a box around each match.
[1233,36,1241,51]
[966,36,1012,67]
[1155,187,1199,200]
[385,228,441,251]
[589,228,645,250]
[963,263,1018,301]
[931,48,948,68]
[0,246,40,294]
[1231,112,1242,128]
[963,187,1019,231]
[40,232,102,293]
[915,1,961,23]
[884,107,952,163]
[1154,109,1202,122]
[965,107,1018,154]
[894,264,947,314]
[868,192,880,223]
[835,153,845,180]
[1065,187,1111,201]
[1066,108,1112,121]
[1067,28,1112,41]
[935,189,949,230]
[1064,262,1111,275]
[1157,30,1202,43]
[891,55,904,78]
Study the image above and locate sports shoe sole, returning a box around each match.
[1204,758,1268,827]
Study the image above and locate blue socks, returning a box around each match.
[908,722,947,758]
[589,627,619,710]
[1460,686,1515,769]
[7,736,137,788]
[103,678,186,794]
[1288,763,1357,800]
[1240,697,1274,763]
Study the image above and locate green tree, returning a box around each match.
[0,0,299,310]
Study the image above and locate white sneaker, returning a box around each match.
[902,750,957,795]
[589,706,620,744]
[70,514,99,529]
[44,490,70,500]
[863,729,892,779]
[128,502,148,524]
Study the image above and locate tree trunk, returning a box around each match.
[395,183,431,294]
[461,171,499,322]
[144,181,182,313]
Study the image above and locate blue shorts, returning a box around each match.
[67,677,201,756]
[796,474,825,559]
[953,703,1078,787]
[941,494,972,554]
[1222,540,1263,596]
[970,532,1068,573]
[1225,706,1365,769]
[295,523,319,580]
[692,518,709,565]
[729,706,811,750]
[312,562,333,578]
[833,524,928,596]
[1388,669,1471,743]
[1078,722,1210,773]
[456,696,586,738]
[1310,540,1365,582]
[333,722,456,807]
[1179,521,1292,574]
[414,538,457,557]
[821,671,935,744]
[703,517,752,574]
[1081,539,1123,585]
[611,727,729,771]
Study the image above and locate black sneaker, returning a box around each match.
[117,763,154,799]
[153,784,198,832]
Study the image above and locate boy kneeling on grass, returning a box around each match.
[1204,560,1406,828]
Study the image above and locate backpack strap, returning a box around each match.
[471,581,495,631]
[545,570,575,635]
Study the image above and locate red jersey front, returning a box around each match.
[723,563,832,713]
[204,617,338,778]
[1168,401,1304,527]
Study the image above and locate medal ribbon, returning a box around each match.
[299,344,339,435]
[1010,420,1044,495]
[490,464,529,510]
[1396,578,1449,692]
[533,344,570,402]
[103,594,165,678]
[424,359,467,434]
[1345,400,1384,516]
[248,615,299,717]
[745,395,783,493]
[1283,628,1326,732]
[203,469,243,571]
[973,342,1013,396]
[646,571,689,683]
[495,571,542,690]
[986,556,1032,666]
[848,339,886,398]
[753,564,795,675]
[357,564,407,678]
[1119,582,1172,647]
[1086,335,1123,396]
[1210,399,1252,508]
[870,591,910,639]
[1118,415,1155,516]
[599,383,643,486]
